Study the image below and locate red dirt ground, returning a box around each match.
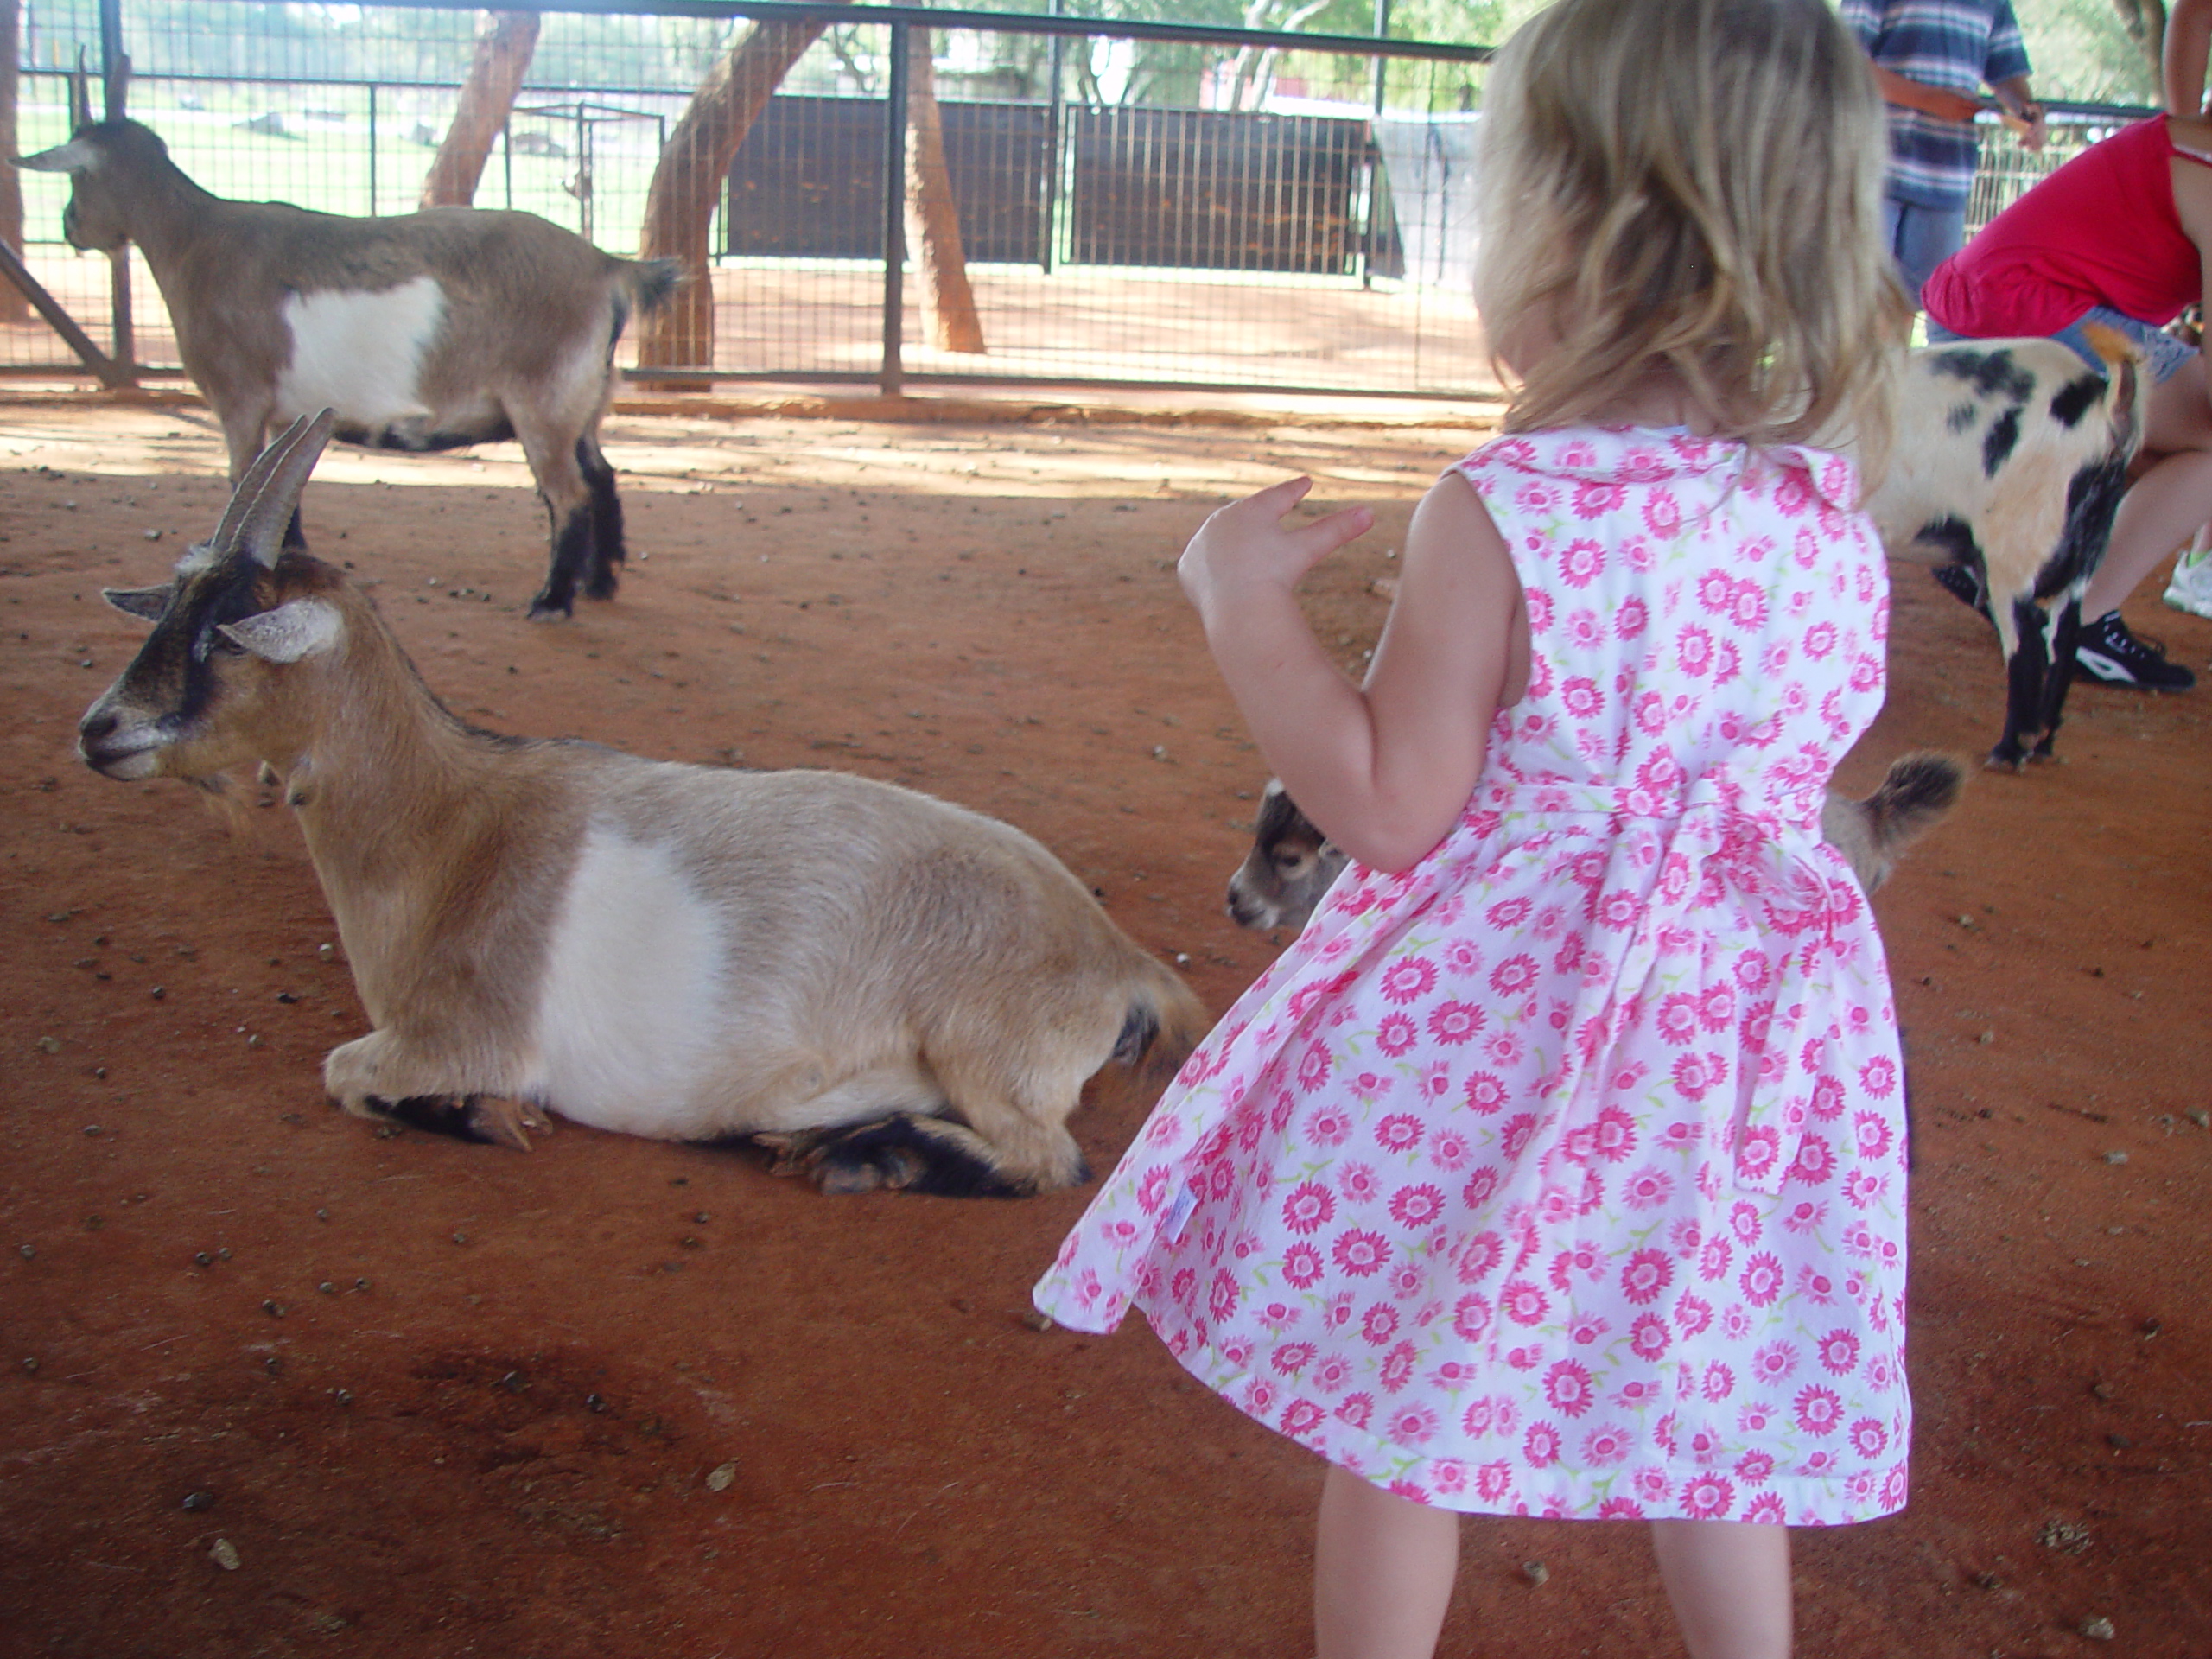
[2,395,2207,1659]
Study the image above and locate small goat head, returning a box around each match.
[79,410,344,783]
[1225,780,1348,931]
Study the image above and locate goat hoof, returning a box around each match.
[524,597,575,623]
[463,1095,550,1152]
[750,1128,827,1179]
[814,1141,933,1203]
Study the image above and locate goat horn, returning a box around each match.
[104,54,130,123]
[221,410,337,568]
[69,53,92,131]
[207,416,317,555]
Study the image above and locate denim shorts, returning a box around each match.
[1930,306,2197,383]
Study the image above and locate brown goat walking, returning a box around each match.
[20,119,677,620]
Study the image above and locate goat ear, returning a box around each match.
[216,598,343,664]
[15,138,99,173]
[102,583,174,621]
[223,410,337,568]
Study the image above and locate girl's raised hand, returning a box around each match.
[1178,477,1375,621]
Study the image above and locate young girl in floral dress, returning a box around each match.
[1033,0,1916,1654]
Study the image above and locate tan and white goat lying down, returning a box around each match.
[76,413,1204,1197]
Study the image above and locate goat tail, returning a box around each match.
[623,257,683,317]
[1862,749,1966,858]
[2075,321,2145,428]
[1110,961,1212,1094]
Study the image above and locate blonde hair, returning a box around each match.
[1474,0,1908,466]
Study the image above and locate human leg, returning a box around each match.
[2082,355,2212,619]
[1314,1464,1460,1659]
[1649,1519,1793,1659]
[2063,355,2212,688]
[1887,200,1967,306]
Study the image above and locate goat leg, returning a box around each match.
[461,1095,552,1151]
[528,501,595,620]
[1988,595,2052,771]
[2026,595,2085,762]
[578,435,625,601]
[753,1115,1039,1198]
[354,1090,538,1148]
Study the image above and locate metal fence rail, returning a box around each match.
[0,3,2158,401]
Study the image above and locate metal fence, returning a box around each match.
[0,2,2160,401]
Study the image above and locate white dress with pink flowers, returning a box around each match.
[1034,428,1911,1526]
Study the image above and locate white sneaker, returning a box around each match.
[2164,543,2212,620]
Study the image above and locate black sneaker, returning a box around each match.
[2074,611,2197,690]
[1932,563,1991,619]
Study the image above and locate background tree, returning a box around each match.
[637,5,852,372]
[905,29,985,354]
[420,10,541,209]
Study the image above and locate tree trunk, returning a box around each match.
[0,0,26,321]
[2110,0,2169,89]
[905,29,986,355]
[420,11,542,210]
[637,7,850,372]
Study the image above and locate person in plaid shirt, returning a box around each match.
[1840,0,2046,307]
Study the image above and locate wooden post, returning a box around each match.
[0,238,130,387]
[99,19,136,383]
[880,20,906,396]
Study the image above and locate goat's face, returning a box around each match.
[79,552,344,782]
[16,122,162,254]
[1227,781,1348,932]
[79,410,345,782]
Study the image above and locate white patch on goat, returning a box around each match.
[274,278,443,427]
[530,826,730,1136]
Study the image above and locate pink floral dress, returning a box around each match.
[1035,428,1911,1526]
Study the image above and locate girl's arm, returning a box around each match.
[2167,0,2212,115]
[1179,471,1522,874]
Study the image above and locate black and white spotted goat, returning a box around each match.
[20,118,677,620]
[1865,329,2145,769]
[1227,757,1965,934]
[77,413,1205,1197]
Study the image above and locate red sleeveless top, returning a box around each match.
[1923,117,2210,336]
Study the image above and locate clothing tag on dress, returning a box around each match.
[1162,1181,1200,1245]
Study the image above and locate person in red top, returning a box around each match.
[1923,114,2212,690]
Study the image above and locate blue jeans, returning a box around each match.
[1926,305,2197,383]
[1882,196,1967,310]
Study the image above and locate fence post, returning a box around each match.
[98,0,136,382]
[1358,0,1389,289]
[880,19,908,397]
[1042,0,1063,274]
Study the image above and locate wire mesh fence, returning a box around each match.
[3,0,1506,397]
[0,3,2159,401]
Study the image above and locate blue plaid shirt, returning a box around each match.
[1840,0,2032,209]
